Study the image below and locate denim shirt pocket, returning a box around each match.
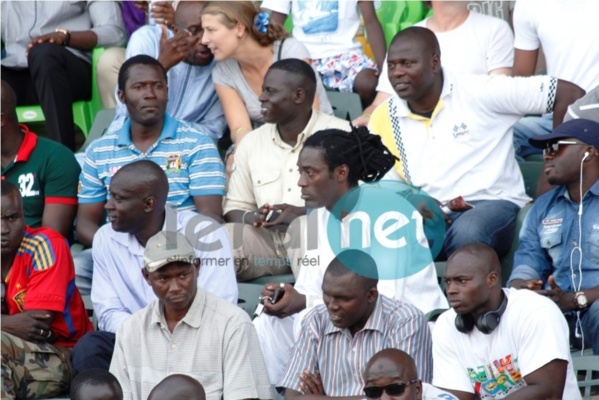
[589,232,599,264]
[540,232,563,265]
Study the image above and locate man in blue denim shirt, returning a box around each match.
[508,118,599,354]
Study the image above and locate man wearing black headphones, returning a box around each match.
[433,243,581,400]
[509,118,599,357]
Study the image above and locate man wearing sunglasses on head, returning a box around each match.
[107,1,226,140]
[508,118,599,356]
[363,348,457,400]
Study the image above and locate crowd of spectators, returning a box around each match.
[1,1,598,399]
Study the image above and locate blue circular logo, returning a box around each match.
[326,181,445,280]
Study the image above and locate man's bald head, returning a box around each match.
[1,80,18,125]
[112,160,169,209]
[365,348,418,380]
[268,58,317,104]
[147,374,206,400]
[390,26,441,58]
[364,349,422,400]
[175,0,206,22]
[447,243,501,277]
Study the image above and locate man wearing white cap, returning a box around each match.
[110,231,273,400]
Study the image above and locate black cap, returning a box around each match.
[529,119,599,149]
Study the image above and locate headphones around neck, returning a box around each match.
[455,292,508,335]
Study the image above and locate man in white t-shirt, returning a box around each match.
[433,243,581,400]
[354,2,514,127]
[511,0,599,160]
[263,0,386,107]
[364,348,458,400]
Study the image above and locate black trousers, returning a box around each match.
[2,43,92,150]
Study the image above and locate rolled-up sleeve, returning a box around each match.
[88,1,126,47]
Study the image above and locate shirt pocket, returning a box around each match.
[588,232,599,264]
[252,170,281,206]
[540,232,563,265]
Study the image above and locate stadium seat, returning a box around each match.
[78,108,116,154]
[245,274,296,286]
[499,204,531,286]
[518,161,544,199]
[237,283,264,318]
[572,355,599,397]
[374,1,427,46]
[326,90,363,121]
[15,47,106,138]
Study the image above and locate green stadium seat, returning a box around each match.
[77,108,116,154]
[326,90,363,121]
[519,161,544,199]
[499,204,531,286]
[245,274,296,286]
[15,47,106,138]
[572,355,599,397]
[237,282,264,318]
[374,1,427,46]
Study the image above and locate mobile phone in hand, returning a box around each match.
[271,285,285,304]
[265,210,281,222]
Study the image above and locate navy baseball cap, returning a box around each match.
[529,118,599,149]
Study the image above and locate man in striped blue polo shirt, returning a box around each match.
[74,54,226,295]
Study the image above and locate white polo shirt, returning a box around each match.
[369,71,557,206]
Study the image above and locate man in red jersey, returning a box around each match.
[1,180,93,399]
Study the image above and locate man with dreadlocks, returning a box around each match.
[254,127,448,385]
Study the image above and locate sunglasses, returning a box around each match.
[543,140,586,157]
[363,380,419,399]
[173,24,204,37]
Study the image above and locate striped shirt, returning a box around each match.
[79,113,225,211]
[109,288,273,400]
[278,295,433,396]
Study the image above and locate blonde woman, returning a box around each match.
[201,1,332,145]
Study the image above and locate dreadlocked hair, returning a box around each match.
[303,125,398,186]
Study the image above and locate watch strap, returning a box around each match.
[55,28,71,47]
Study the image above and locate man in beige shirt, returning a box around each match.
[224,58,350,281]
[109,231,272,400]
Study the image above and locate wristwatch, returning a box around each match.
[55,28,71,47]
[574,291,588,309]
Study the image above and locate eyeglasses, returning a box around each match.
[544,140,586,157]
[363,380,419,399]
[173,25,204,37]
